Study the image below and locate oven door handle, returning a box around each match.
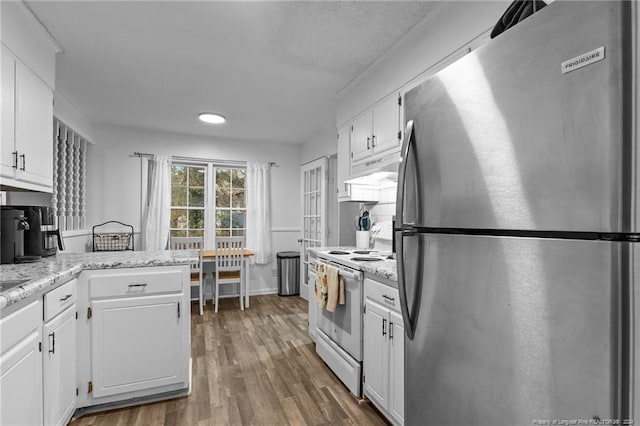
[338,269,362,281]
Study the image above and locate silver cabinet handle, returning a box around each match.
[366,137,370,149]
[128,283,147,288]
[12,151,18,169]
[372,135,376,147]
[382,318,387,336]
[382,294,395,302]
[59,294,72,302]
[396,120,417,340]
[19,154,25,171]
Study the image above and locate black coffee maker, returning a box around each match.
[8,206,64,257]
[0,208,39,264]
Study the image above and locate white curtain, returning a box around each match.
[245,163,272,264]
[143,155,172,251]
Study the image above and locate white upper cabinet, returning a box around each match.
[1,1,58,192]
[14,60,54,188]
[1,48,54,191]
[1,46,17,180]
[350,92,402,164]
[336,124,351,200]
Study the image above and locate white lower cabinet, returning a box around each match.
[0,300,43,426]
[77,266,190,407]
[43,303,77,426]
[43,278,77,426]
[90,293,186,397]
[363,278,404,425]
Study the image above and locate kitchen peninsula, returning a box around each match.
[0,250,196,425]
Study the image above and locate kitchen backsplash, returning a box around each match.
[365,184,396,251]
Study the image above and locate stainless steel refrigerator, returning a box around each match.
[394,1,637,425]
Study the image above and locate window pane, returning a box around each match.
[171,209,188,228]
[216,169,231,189]
[216,186,230,208]
[189,229,204,237]
[189,188,204,207]
[170,229,187,238]
[189,209,204,229]
[216,210,230,228]
[232,229,245,237]
[171,165,187,186]
[231,210,245,229]
[188,167,205,186]
[216,229,230,237]
[172,186,187,206]
[232,189,245,208]
[231,169,245,189]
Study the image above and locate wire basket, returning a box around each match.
[92,221,134,251]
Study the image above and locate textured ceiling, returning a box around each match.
[25,1,437,144]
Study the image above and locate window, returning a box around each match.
[215,168,245,237]
[170,163,245,240]
[170,165,205,237]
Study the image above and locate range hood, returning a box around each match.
[345,150,399,186]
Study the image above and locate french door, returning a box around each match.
[300,157,327,299]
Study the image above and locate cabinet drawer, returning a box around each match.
[0,300,41,353]
[364,278,400,313]
[89,268,183,299]
[44,279,77,322]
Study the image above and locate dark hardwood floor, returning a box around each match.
[69,295,387,425]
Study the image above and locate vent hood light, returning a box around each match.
[344,171,398,186]
[198,113,226,124]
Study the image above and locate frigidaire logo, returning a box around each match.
[561,47,605,74]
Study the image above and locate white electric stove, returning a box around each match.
[313,248,393,397]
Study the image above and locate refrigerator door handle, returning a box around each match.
[395,120,417,340]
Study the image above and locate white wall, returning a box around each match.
[86,123,302,295]
[300,124,336,165]
[53,92,97,143]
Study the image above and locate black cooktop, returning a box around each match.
[350,257,383,262]
[328,250,350,255]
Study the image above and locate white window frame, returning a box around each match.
[170,161,246,249]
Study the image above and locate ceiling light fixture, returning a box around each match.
[198,112,226,124]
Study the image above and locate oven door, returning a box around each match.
[317,265,363,361]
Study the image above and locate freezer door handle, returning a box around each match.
[395,120,417,340]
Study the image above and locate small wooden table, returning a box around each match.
[201,249,255,308]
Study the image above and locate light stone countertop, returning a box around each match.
[0,250,197,311]
[307,246,397,282]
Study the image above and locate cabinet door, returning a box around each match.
[0,329,43,426]
[363,300,388,408]
[1,46,16,179]
[91,293,186,398]
[372,93,401,155]
[15,60,53,189]
[351,110,372,163]
[389,310,405,425]
[336,124,351,199]
[43,306,77,426]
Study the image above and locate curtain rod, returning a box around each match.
[132,152,276,167]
